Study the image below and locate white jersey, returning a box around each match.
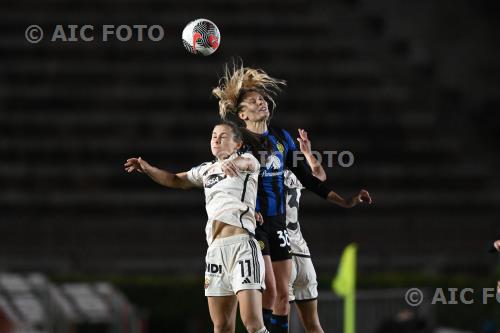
[284,169,310,256]
[187,152,260,245]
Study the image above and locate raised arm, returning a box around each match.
[296,128,326,181]
[124,157,195,189]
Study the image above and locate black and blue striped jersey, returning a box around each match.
[243,127,331,217]
[254,128,293,216]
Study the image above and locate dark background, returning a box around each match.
[1,0,500,332]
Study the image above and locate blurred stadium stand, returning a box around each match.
[0,272,143,333]
[1,0,499,276]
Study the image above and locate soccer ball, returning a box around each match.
[182,19,221,56]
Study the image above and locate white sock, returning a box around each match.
[254,328,270,333]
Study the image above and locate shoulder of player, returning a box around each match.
[198,161,214,168]
[193,160,216,175]
[269,126,294,147]
[269,125,291,136]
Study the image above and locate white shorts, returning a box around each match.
[289,255,318,302]
[205,234,265,297]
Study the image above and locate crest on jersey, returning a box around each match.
[265,154,281,171]
[276,142,285,154]
[205,174,226,188]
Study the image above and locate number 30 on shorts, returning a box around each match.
[277,230,290,247]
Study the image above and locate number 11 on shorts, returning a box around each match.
[239,259,252,277]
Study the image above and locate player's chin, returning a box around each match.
[212,148,230,159]
[255,108,269,117]
[211,147,221,156]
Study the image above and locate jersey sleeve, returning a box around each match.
[187,163,207,188]
[287,157,330,198]
[282,129,297,151]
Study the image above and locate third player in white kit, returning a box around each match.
[285,128,371,332]
[285,129,326,333]
[285,170,319,302]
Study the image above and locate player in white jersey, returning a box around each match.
[285,129,326,333]
[124,121,269,333]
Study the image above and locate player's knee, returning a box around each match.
[302,319,324,333]
[240,309,264,332]
[275,289,288,303]
[273,292,289,312]
[213,319,233,333]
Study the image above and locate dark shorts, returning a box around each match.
[255,214,292,261]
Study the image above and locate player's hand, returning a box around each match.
[297,128,312,155]
[124,157,150,174]
[347,189,372,208]
[255,212,264,225]
[494,240,500,252]
[221,159,239,177]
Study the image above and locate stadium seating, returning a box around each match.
[1,0,498,274]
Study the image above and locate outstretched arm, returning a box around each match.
[288,154,372,208]
[124,157,195,189]
[327,189,372,208]
[285,128,372,208]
